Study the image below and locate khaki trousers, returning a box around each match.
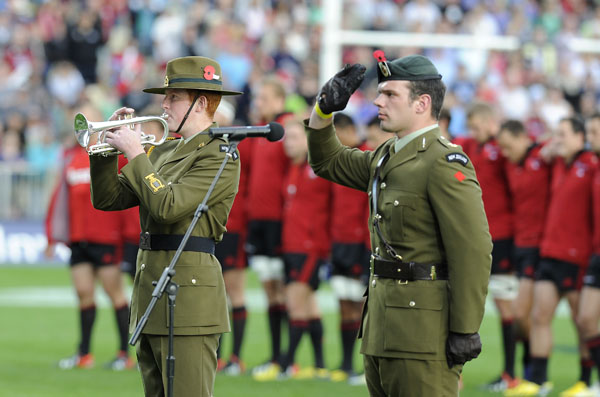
[364,354,462,397]
[137,333,220,397]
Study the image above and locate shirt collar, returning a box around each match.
[394,123,438,153]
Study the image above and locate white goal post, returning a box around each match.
[319,0,600,85]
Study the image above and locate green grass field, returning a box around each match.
[0,266,582,396]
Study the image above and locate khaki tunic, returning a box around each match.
[305,123,492,361]
[89,126,239,337]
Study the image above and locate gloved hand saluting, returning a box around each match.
[446,332,482,368]
[315,64,366,117]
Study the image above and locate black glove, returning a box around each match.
[446,332,481,368]
[317,64,366,115]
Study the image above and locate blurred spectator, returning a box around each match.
[538,85,573,132]
[46,61,85,107]
[66,8,104,83]
[403,0,441,33]
[497,65,532,121]
[150,7,185,67]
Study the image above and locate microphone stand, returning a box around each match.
[129,138,241,397]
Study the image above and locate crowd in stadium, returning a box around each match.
[3,0,600,396]
[0,0,599,165]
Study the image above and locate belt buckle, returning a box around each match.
[398,262,409,285]
[140,233,151,250]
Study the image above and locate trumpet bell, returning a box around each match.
[74,113,91,147]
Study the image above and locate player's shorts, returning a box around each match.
[583,255,600,289]
[491,239,514,275]
[283,252,324,291]
[331,242,370,282]
[513,246,539,280]
[245,220,281,257]
[536,257,585,293]
[215,232,247,272]
[120,242,139,278]
[70,242,118,268]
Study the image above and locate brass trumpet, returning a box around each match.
[74,112,169,156]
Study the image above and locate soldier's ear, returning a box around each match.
[196,95,208,113]
[415,94,431,115]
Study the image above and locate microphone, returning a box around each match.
[208,122,284,142]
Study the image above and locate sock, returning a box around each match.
[282,320,308,369]
[341,320,360,371]
[268,304,282,363]
[522,339,531,379]
[231,306,247,359]
[309,318,325,369]
[114,304,130,353]
[529,357,548,385]
[587,335,600,381]
[580,358,594,385]
[79,305,96,356]
[502,319,516,378]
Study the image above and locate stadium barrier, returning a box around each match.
[0,163,58,221]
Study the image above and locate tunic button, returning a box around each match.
[393,200,399,206]
[192,279,197,284]
[372,279,377,287]
[409,301,416,307]
[140,264,145,270]
[381,182,386,189]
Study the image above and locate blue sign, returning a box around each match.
[0,221,70,265]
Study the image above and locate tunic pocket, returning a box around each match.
[381,190,417,243]
[383,282,447,353]
[167,265,219,327]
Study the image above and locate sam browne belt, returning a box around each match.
[139,233,215,254]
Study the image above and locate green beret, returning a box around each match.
[374,51,442,83]
[144,56,242,96]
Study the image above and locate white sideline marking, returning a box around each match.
[0,286,572,316]
[0,287,339,312]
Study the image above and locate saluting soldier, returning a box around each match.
[88,56,242,397]
[305,52,492,396]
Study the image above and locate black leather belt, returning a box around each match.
[139,233,215,254]
[372,257,448,281]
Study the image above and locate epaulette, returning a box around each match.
[147,136,180,157]
[438,135,459,148]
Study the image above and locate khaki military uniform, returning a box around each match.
[305,123,492,396]
[89,127,239,397]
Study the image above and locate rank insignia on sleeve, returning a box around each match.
[454,171,466,182]
[446,153,469,166]
[145,173,165,193]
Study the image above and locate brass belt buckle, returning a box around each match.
[396,267,408,285]
[430,266,437,281]
[397,261,408,285]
